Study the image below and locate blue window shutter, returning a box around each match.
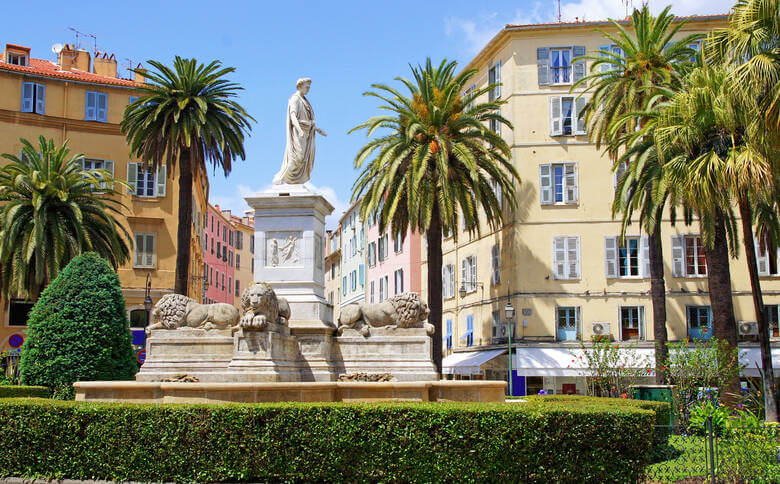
[537,47,550,85]
[572,46,586,82]
[97,93,108,122]
[21,82,34,112]
[467,315,474,346]
[85,91,96,120]
[35,84,46,114]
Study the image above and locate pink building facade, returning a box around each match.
[364,216,422,304]
[203,204,235,304]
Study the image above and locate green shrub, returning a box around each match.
[0,385,50,398]
[19,253,136,399]
[688,399,729,436]
[0,399,655,483]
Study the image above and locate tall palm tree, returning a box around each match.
[121,57,254,296]
[0,136,131,299]
[656,66,766,405]
[350,59,520,374]
[574,5,702,383]
[707,0,780,421]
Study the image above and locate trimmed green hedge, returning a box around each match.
[0,399,654,483]
[0,386,50,399]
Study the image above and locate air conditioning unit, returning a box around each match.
[591,322,611,336]
[738,321,758,337]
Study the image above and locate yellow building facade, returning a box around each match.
[227,210,255,308]
[422,16,780,394]
[0,42,208,351]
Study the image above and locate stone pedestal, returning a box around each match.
[226,325,300,382]
[333,328,438,381]
[136,329,234,382]
[291,320,336,381]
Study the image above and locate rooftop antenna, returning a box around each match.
[557,0,562,22]
[68,27,97,52]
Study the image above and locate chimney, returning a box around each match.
[133,63,146,84]
[93,52,117,78]
[73,48,91,72]
[57,44,77,71]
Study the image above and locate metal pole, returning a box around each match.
[707,415,716,484]
[508,319,513,396]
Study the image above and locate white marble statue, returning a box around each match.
[273,78,327,185]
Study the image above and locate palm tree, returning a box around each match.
[350,59,520,374]
[574,5,702,383]
[707,0,780,421]
[0,136,131,299]
[656,66,767,405]
[121,57,254,296]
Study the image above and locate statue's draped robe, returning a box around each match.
[273,92,316,185]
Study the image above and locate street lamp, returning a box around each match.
[505,299,515,397]
[143,273,153,328]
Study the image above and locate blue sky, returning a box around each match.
[7,0,732,227]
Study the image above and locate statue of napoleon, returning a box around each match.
[273,78,327,185]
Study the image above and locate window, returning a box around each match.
[223,226,227,242]
[442,264,455,299]
[756,238,780,276]
[446,319,453,349]
[210,267,213,285]
[250,235,255,254]
[539,162,578,205]
[211,238,214,255]
[342,276,347,296]
[672,235,707,277]
[537,46,585,86]
[491,245,500,285]
[236,231,243,250]
[127,163,166,197]
[491,178,503,210]
[134,233,156,268]
[550,96,587,136]
[394,268,404,295]
[8,300,34,326]
[393,233,403,253]
[221,273,225,290]
[556,306,580,341]
[488,61,501,101]
[687,41,701,63]
[228,277,232,293]
[229,251,233,267]
[491,310,501,339]
[217,241,221,254]
[229,230,234,247]
[620,306,645,341]
[553,236,580,280]
[7,52,28,66]
[463,84,476,111]
[359,264,365,288]
[350,270,357,292]
[378,234,389,261]
[379,275,388,302]
[85,91,108,122]
[236,254,240,270]
[614,160,629,199]
[251,257,254,274]
[605,236,649,278]
[687,306,713,340]
[79,158,114,189]
[330,261,336,279]
[598,44,625,72]
[461,255,477,293]
[368,242,376,267]
[768,305,779,338]
[370,281,375,303]
[129,309,149,329]
[463,315,474,346]
[21,82,45,114]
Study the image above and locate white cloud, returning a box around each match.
[214,183,350,231]
[559,0,734,22]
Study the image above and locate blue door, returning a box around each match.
[687,306,712,340]
[557,307,579,341]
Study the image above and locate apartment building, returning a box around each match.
[421,15,780,395]
[365,211,423,305]
[324,228,342,322]
[203,204,235,304]
[338,202,366,310]
[227,210,255,308]
[0,42,208,353]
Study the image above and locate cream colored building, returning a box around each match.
[325,228,342,322]
[423,15,780,395]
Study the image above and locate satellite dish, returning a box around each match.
[51,43,64,54]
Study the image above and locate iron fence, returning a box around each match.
[644,417,780,483]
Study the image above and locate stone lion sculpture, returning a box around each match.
[337,292,433,337]
[239,282,291,330]
[146,294,240,333]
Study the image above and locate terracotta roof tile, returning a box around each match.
[0,57,141,88]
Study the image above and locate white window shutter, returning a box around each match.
[35,84,46,114]
[550,97,562,136]
[97,93,107,122]
[442,266,448,298]
[156,164,167,197]
[553,237,565,279]
[21,83,34,112]
[134,233,143,267]
[564,163,578,203]
[537,47,550,85]
[568,236,581,279]
[495,60,501,98]
[599,45,611,72]
[575,97,587,135]
[605,236,618,278]
[671,235,684,277]
[641,236,650,278]
[103,160,114,177]
[449,265,455,297]
[127,162,138,195]
[471,256,477,289]
[572,46,586,82]
[756,239,770,276]
[85,92,96,120]
[462,258,468,291]
[492,245,500,284]
[539,164,552,205]
[147,234,156,268]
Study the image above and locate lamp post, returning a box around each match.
[505,299,515,396]
[143,273,153,328]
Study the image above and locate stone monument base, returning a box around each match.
[136,329,233,382]
[225,326,300,382]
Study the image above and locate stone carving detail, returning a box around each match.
[147,294,239,333]
[337,292,434,337]
[266,232,301,267]
[240,282,291,330]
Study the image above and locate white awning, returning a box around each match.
[740,347,780,377]
[514,347,656,377]
[442,349,506,375]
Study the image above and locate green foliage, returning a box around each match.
[578,339,654,397]
[0,385,49,398]
[0,136,131,299]
[688,400,730,436]
[19,253,136,398]
[0,398,655,483]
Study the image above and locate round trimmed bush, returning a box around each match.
[19,252,137,398]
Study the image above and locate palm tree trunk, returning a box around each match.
[703,209,741,406]
[648,214,669,384]
[427,200,443,377]
[174,151,193,296]
[738,195,778,422]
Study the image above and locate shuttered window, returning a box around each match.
[671,235,708,277]
[553,236,580,280]
[604,236,649,279]
[756,238,780,276]
[21,82,45,114]
[442,264,455,299]
[461,255,477,292]
[539,162,578,205]
[85,91,108,122]
[550,96,587,136]
[538,45,586,86]
[394,268,404,295]
[134,233,156,268]
[491,245,500,285]
[127,163,166,197]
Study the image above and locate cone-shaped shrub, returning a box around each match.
[19,252,136,398]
